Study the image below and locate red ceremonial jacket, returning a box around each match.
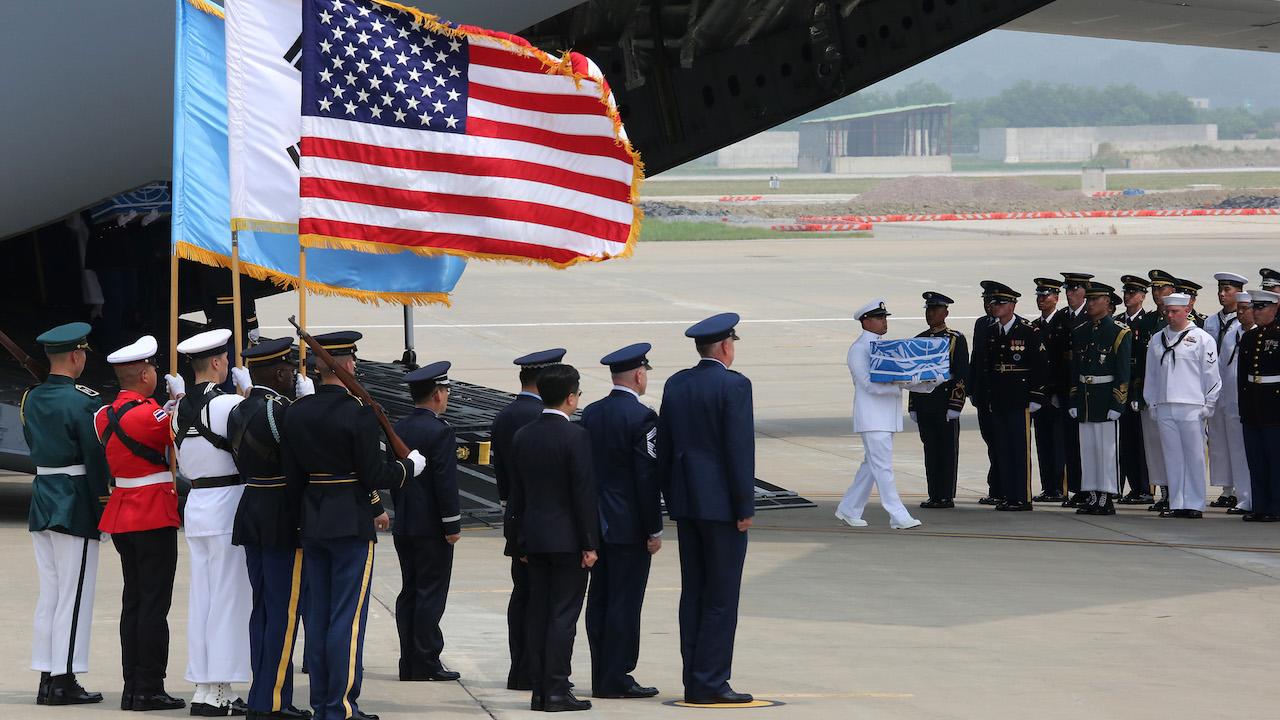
[94,390,180,533]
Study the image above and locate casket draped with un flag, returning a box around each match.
[869,338,951,383]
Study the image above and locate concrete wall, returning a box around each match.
[979,124,1220,163]
[832,156,952,174]
[714,131,799,168]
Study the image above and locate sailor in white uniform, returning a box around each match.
[837,300,937,529]
[1143,294,1222,518]
[170,329,254,715]
[1204,272,1247,508]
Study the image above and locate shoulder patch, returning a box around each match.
[75,384,100,397]
[153,408,169,422]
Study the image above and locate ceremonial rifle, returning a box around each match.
[288,316,411,459]
[0,328,49,381]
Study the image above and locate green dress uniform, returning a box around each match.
[1068,300,1132,514]
[22,323,110,706]
[908,315,968,506]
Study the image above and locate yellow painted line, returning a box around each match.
[767,692,913,700]
[668,700,783,709]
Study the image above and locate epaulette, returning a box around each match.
[75,384,100,397]
[19,386,34,425]
[346,391,365,406]
[1019,318,1034,328]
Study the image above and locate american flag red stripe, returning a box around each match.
[298,0,641,268]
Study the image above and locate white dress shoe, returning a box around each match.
[890,517,922,530]
[835,511,868,528]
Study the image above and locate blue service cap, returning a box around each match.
[684,313,740,344]
[601,343,652,373]
[513,348,566,368]
[313,331,362,356]
[405,360,452,385]
[922,291,954,307]
[36,322,92,354]
[242,337,294,366]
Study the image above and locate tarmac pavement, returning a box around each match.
[6,216,1280,718]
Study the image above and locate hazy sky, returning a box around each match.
[860,30,1280,109]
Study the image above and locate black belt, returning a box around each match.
[189,475,243,490]
[309,473,358,485]
[246,476,286,488]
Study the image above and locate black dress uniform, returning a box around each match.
[391,362,463,682]
[1136,270,1178,509]
[908,294,968,507]
[1238,300,1280,521]
[1029,279,1067,502]
[491,348,565,690]
[580,344,663,698]
[1115,275,1152,502]
[1049,272,1094,501]
[972,282,1048,510]
[969,308,1002,503]
[281,332,417,720]
[227,338,308,719]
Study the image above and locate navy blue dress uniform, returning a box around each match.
[657,313,755,705]
[580,344,663,698]
[907,294,968,507]
[1177,279,1208,328]
[227,338,309,720]
[1115,275,1152,502]
[1237,290,1280,521]
[491,348,565,690]
[1048,272,1093,503]
[969,300,1002,503]
[1136,269,1178,510]
[391,362,463,682]
[281,331,420,720]
[971,282,1048,510]
[1260,268,1280,291]
[505,372,600,710]
[1029,279,1068,503]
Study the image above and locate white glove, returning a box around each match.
[1130,401,1140,412]
[1201,406,1214,420]
[295,374,316,398]
[162,399,179,416]
[164,373,186,399]
[1028,402,1041,414]
[407,449,427,477]
[231,366,252,393]
[946,409,961,421]
[1106,409,1122,421]
[1068,408,1078,419]
[909,411,918,423]
[1050,395,1061,408]
[247,328,261,344]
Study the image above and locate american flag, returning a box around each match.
[298,0,641,267]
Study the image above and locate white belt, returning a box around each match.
[1079,375,1115,384]
[114,471,173,489]
[1248,375,1280,384]
[35,464,87,476]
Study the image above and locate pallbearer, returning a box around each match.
[1115,275,1152,504]
[1238,290,1280,522]
[1029,278,1067,503]
[1138,269,1179,511]
[1205,272,1248,508]
[228,337,315,720]
[1220,293,1254,516]
[909,293,968,509]
[1067,284,1132,515]
[23,323,109,706]
[1050,272,1093,506]
[969,294,1001,504]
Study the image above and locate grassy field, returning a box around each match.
[640,220,871,242]
[641,171,1280,198]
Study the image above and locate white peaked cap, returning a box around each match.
[854,298,890,321]
[1236,292,1252,303]
[1213,272,1248,285]
[1250,290,1279,304]
[176,328,233,356]
[107,335,158,365]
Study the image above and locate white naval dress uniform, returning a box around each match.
[1211,321,1252,509]
[838,332,933,527]
[173,384,252,686]
[1143,325,1221,511]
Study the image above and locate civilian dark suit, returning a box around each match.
[490,392,543,688]
[580,388,662,696]
[657,358,754,701]
[507,411,600,700]
[391,408,462,679]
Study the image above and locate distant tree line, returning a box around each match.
[788,81,1280,149]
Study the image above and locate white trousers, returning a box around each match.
[1207,409,1251,504]
[838,431,915,524]
[1079,421,1119,494]
[1141,409,1167,489]
[1154,404,1208,511]
[185,533,252,683]
[31,530,99,674]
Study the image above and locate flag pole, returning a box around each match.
[168,247,180,487]
[231,230,244,369]
[298,246,308,373]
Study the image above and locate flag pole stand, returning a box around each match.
[298,246,308,373]
[231,230,244,371]
[400,305,416,368]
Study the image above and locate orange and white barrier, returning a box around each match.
[718,195,764,202]
[794,208,1280,224]
[769,222,873,232]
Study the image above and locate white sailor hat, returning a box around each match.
[1250,290,1279,305]
[854,299,890,321]
[107,335,158,365]
[1213,272,1248,288]
[177,328,233,359]
[1163,293,1192,307]
[1236,292,1252,304]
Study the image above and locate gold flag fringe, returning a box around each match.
[230,218,301,235]
[174,241,452,306]
[185,0,224,19]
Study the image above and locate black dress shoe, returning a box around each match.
[275,705,313,719]
[1250,514,1280,522]
[685,691,754,704]
[46,674,103,705]
[1063,492,1089,508]
[1159,509,1185,518]
[998,501,1032,512]
[192,700,246,716]
[423,669,461,681]
[1148,499,1169,512]
[1184,510,1203,519]
[1032,492,1065,503]
[1227,506,1250,515]
[1087,496,1116,515]
[543,693,592,712]
[1209,494,1234,508]
[346,710,379,720]
[594,683,659,699]
[978,496,1002,505]
[36,671,51,705]
[132,692,187,711]
[531,695,544,711]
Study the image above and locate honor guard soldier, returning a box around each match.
[1067,283,1132,515]
[491,348,566,691]
[1050,272,1093,506]
[969,294,1003,504]
[23,323,109,707]
[1142,294,1221,518]
[391,362,463,683]
[1238,290,1280,522]
[282,331,426,720]
[909,293,969,509]
[971,282,1047,511]
[1029,278,1067,503]
[1177,278,1208,327]
[227,337,315,720]
[1219,292,1255,516]
[1205,272,1248,508]
[1116,276,1153,504]
[172,329,253,715]
[1137,270,1180,511]
[1260,268,1280,291]
[581,344,663,699]
[658,314,756,705]
[96,335,185,712]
